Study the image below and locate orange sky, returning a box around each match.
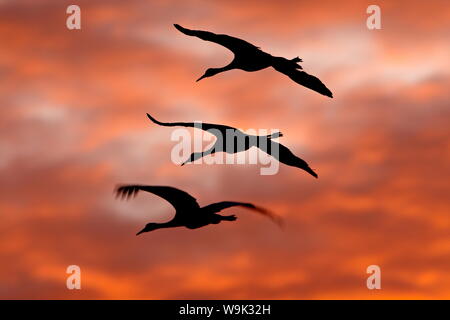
[0,0,449,299]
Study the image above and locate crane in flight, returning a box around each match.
[174,24,333,98]
[116,185,282,235]
[147,113,318,178]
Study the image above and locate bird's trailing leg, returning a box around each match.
[266,132,283,139]
[291,57,303,69]
[220,214,237,222]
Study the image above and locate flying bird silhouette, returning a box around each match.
[174,24,333,98]
[115,185,282,235]
[147,113,318,178]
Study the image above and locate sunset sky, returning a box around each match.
[0,0,449,299]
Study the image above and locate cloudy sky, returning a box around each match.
[0,0,449,299]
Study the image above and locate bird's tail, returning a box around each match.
[291,56,303,69]
[272,56,303,71]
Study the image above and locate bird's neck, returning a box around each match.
[212,64,235,74]
[155,220,180,230]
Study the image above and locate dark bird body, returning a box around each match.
[147,113,318,178]
[115,185,281,235]
[174,24,333,98]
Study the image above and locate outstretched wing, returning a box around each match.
[146,113,237,138]
[273,65,333,98]
[115,185,200,212]
[258,140,318,178]
[202,201,283,226]
[174,24,260,54]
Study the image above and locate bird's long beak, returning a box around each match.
[196,74,207,82]
[136,228,146,236]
